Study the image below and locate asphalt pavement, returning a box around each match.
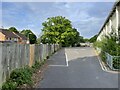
[37,47,118,88]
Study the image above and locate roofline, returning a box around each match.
[98,0,120,36]
[0,29,19,38]
[13,32,27,40]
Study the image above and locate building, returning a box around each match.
[0,29,19,43]
[0,28,27,44]
[13,32,27,44]
[97,0,120,41]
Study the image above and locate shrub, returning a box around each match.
[2,80,17,90]
[2,66,33,90]
[113,57,120,69]
[94,35,120,69]
[99,51,107,63]
[2,60,46,90]
[10,66,33,86]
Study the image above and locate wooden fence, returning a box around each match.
[0,43,60,87]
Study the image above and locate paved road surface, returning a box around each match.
[37,47,118,88]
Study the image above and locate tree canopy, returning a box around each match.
[8,27,19,33]
[89,34,98,43]
[41,16,80,47]
[21,30,37,44]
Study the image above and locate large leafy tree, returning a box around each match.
[41,16,80,47]
[21,30,37,44]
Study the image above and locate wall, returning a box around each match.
[97,4,120,41]
[0,43,60,87]
[118,6,120,28]
[0,32,5,41]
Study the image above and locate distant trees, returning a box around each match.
[89,34,98,43]
[79,36,85,43]
[21,30,37,44]
[8,27,19,33]
[41,16,80,47]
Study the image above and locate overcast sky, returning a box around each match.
[1,1,115,38]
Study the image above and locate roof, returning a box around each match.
[13,32,27,40]
[0,29,19,38]
[98,0,120,35]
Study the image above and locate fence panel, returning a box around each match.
[0,43,60,87]
[105,52,120,70]
[105,52,113,69]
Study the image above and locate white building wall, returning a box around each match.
[103,28,106,36]
[118,6,120,27]
[111,12,117,32]
[109,19,112,34]
[97,10,117,41]
[97,2,120,42]
[106,23,109,36]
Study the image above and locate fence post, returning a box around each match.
[29,44,35,67]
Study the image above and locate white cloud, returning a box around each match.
[2,2,114,38]
[72,16,106,38]
[2,0,116,2]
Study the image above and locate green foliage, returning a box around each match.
[99,51,107,63]
[89,34,98,43]
[113,57,120,69]
[94,35,120,56]
[41,16,80,47]
[2,80,17,90]
[10,66,33,86]
[79,36,85,43]
[2,60,46,90]
[8,27,19,33]
[21,30,37,44]
[32,61,41,72]
[94,34,120,69]
[2,66,33,90]
[84,38,89,42]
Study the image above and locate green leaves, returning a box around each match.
[94,35,120,69]
[2,80,17,90]
[10,66,33,86]
[8,27,19,33]
[113,57,120,69]
[41,16,80,47]
[2,60,46,90]
[89,34,98,43]
[21,30,37,44]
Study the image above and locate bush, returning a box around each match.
[94,35,120,69]
[113,57,120,69]
[99,51,107,63]
[2,80,17,90]
[10,66,33,86]
[2,60,46,90]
